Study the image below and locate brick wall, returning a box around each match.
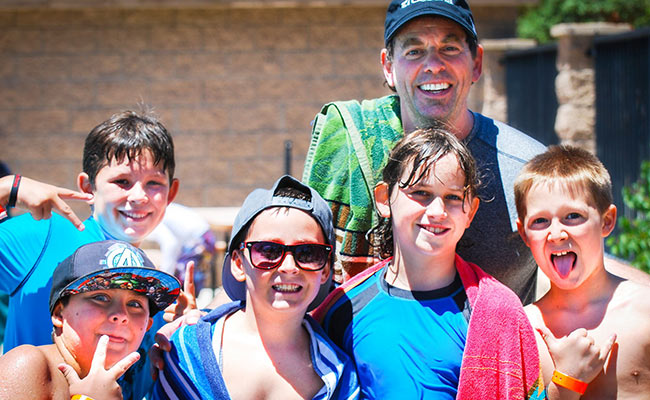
[0,3,529,215]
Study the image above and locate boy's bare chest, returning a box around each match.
[581,309,650,399]
[221,343,323,400]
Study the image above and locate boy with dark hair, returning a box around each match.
[515,145,650,399]
[0,240,180,400]
[153,175,359,400]
[0,110,179,399]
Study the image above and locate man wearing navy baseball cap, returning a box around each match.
[0,240,180,400]
[303,0,548,307]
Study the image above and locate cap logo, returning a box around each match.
[401,0,453,8]
[102,243,145,269]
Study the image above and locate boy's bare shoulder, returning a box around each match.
[0,344,67,399]
[611,278,650,310]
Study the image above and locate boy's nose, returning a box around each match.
[426,197,447,219]
[547,223,568,241]
[127,183,148,203]
[277,252,300,274]
[109,303,129,324]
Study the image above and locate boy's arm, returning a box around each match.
[0,175,92,230]
[0,345,58,398]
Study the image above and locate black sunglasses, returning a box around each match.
[240,241,332,271]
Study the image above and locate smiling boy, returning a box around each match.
[0,240,180,399]
[515,145,650,399]
[0,110,178,399]
[153,176,358,400]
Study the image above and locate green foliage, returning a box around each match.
[517,0,650,43]
[607,161,650,273]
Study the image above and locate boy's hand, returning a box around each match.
[58,335,140,400]
[163,260,198,323]
[2,175,92,230]
[539,326,616,384]
[149,308,205,380]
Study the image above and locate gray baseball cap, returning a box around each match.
[222,175,335,310]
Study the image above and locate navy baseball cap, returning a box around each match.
[384,0,478,45]
[222,175,335,310]
[49,240,181,315]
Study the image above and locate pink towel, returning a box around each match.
[456,254,545,399]
[312,255,546,399]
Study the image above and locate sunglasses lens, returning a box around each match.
[249,242,284,269]
[294,244,330,270]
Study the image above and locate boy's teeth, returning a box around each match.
[122,211,147,219]
[420,83,450,91]
[424,226,446,234]
[273,284,301,292]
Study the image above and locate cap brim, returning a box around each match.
[58,267,181,313]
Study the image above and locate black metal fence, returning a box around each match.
[594,28,650,216]
[504,43,559,146]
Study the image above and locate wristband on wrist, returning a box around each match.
[552,370,588,394]
[71,395,96,400]
[7,174,21,208]
[0,203,6,221]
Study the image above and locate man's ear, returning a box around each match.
[381,48,396,89]
[465,197,480,227]
[77,173,94,204]
[374,182,391,218]
[231,251,247,283]
[472,44,483,83]
[167,178,179,205]
[146,317,153,331]
[601,204,617,237]
[51,302,64,329]
[516,218,530,247]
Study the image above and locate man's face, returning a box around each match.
[79,150,178,246]
[382,16,482,133]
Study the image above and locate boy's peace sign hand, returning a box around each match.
[58,335,140,400]
[2,175,92,230]
[163,260,199,323]
[538,326,616,384]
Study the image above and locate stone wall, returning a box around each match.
[0,2,534,215]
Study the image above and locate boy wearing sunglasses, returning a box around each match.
[153,175,359,400]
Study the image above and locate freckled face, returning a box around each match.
[518,183,615,290]
[56,289,152,371]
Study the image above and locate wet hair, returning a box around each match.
[514,145,613,219]
[82,110,175,186]
[373,127,480,258]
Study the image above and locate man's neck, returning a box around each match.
[401,108,475,141]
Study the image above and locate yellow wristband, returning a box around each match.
[552,370,588,394]
[71,395,95,400]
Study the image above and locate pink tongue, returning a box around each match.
[552,253,576,278]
